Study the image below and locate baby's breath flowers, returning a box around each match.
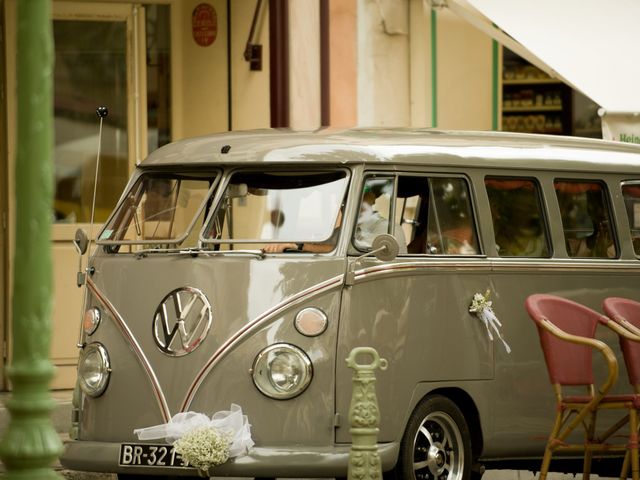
[173,426,231,472]
[469,290,511,353]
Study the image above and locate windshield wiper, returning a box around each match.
[134,247,266,259]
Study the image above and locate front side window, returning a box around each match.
[356,175,480,255]
[98,172,218,251]
[555,180,617,258]
[621,182,640,255]
[486,177,550,257]
[203,170,348,252]
[401,176,479,255]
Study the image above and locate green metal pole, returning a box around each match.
[430,8,438,128]
[0,0,63,478]
[491,39,499,131]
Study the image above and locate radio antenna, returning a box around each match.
[76,106,108,348]
[88,106,108,254]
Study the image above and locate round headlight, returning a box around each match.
[78,343,111,397]
[294,307,328,337]
[83,307,101,336]
[251,343,312,400]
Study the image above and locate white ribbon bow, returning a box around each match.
[469,291,511,354]
[133,403,254,458]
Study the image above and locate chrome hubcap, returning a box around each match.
[412,411,464,480]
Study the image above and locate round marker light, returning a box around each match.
[294,307,328,337]
[252,344,312,400]
[83,307,101,336]
[78,343,111,397]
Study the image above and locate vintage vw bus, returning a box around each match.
[61,128,640,479]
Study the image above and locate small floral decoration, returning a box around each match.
[469,290,511,353]
[173,425,231,472]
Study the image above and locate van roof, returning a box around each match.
[142,128,640,173]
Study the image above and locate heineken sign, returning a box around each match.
[601,112,640,144]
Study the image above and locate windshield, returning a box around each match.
[202,170,348,249]
[98,171,218,250]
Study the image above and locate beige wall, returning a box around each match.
[359,2,494,130]
[172,1,271,138]
[289,0,321,130]
[357,0,410,127]
[328,0,357,127]
[172,0,229,139]
[436,8,493,130]
[230,0,270,130]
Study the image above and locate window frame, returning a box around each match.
[355,171,483,256]
[553,178,619,259]
[485,175,552,259]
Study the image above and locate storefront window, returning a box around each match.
[53,19,129,224]
[53,5,172,224]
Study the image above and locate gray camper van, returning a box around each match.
[61,128,640,479]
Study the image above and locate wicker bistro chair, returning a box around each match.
[525,294,639,480]
[602,297,640,479]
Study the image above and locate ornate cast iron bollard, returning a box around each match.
[346,347,388,480]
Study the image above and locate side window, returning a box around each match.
[399,176,479,255]
[486,177,550,257]
[622,182,640,255]
[354,177,396,251]
[554,180,617,258]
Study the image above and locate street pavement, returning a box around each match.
[0,390,620,480]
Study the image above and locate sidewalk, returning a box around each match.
[0,392,619,480]
[0,390,115,478]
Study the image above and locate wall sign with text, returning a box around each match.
[192,3,217,47]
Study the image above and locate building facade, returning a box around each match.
[0,0,497,390]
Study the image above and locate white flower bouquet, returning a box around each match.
[173,425,231,471]
[134,403,254,474]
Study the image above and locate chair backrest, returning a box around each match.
[525,294,603,386]
[602,297,640,386]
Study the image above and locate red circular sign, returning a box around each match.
[192,3,217,47]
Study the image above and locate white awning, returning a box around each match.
[444,0,640,114]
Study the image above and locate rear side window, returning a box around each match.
[554,180,617,258]
[621,182,640,256]
[485,177,550,257]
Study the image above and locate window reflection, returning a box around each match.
[53,19,128,224]
[486,177,550,257]
[555,180,616,258]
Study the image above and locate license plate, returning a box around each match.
[119,443,188,467]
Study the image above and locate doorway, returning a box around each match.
[48,2,146,388]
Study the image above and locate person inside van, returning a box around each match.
[262,209,343,253]
[354,185,407,252]
[354,189,388,246]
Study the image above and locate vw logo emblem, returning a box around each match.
[153,287,212,356]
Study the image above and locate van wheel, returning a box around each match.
[117,476,194,480]
[393,395,472,480]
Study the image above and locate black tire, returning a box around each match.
[392,395,473,480]
[117,476,193,480]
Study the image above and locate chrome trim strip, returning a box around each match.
[180,274,344,411]
[490,260,640,272]
[353,261,491,281]
[353,259,640,281]
[87,278,171,422]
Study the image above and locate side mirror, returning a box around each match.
[371,234,399,262]
[345,234,399,286]
[74,228,89,255]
